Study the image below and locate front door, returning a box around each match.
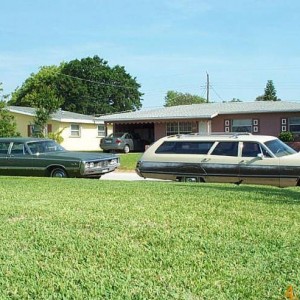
[239,142,280,186]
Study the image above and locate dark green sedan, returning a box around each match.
[0,138,120,178]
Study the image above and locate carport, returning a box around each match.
[111,122,155,145]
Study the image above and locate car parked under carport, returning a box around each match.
[100,132,146,153]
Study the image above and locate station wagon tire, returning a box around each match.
[50,168,68,178]
[124,144,130,153]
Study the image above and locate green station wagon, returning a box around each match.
[0,138,120,178]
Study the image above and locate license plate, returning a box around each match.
[105,140,112,143]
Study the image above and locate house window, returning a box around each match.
[231,119,252,133]
[166,122,192,136]
[289,117,300,133]
[70,124,80,137]
[97,124,105,136]
[27,124,52,137]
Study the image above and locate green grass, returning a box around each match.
[118,153,142,171]
[0,177,300,299]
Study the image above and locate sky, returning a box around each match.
[1,0,300,109]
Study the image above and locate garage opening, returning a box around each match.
[114,123,155,145]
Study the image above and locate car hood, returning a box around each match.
[279,152,300,160]
[37,151,118,161]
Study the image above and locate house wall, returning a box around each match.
[212,112,300,137]
[154,123,166,140]
[59,122,102,151]
[10,112,104,151]
[10,112,34,136]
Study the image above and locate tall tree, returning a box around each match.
[9,65,62,107]
[164,91,206,107]
[0,83,20,137]
[256,80,281,101]
[59,56,143,115]
[31,86,63,137]
[9,67,63,137]
[9,56,143,115]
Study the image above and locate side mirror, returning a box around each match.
[257,153,264,160]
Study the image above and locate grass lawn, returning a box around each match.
[118,153,142,171]
[0,177,300,299]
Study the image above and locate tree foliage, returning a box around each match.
[32,86,63,137]
[164,91,206,107]
[9,67,63,137]
[0,83,20,137]
[58,56,142,115]
[256,80,281,101]
[10,56,143,116]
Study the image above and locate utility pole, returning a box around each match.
[206,72,209,103]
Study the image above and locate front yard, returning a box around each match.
[0,177,300,299]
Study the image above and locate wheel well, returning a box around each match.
[47,165,68,177]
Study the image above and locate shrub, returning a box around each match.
[279,131,294,142]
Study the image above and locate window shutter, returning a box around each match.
[47,124,52,133]
[27,125,31,137]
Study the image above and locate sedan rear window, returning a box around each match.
[27,141,65,154]
[155,141,214,154]
[108,133,125,138]
[0,142,10,155]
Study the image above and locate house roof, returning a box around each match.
[100,101,300,122]
[7,106,104,124]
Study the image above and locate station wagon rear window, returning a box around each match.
[155,141,214,154]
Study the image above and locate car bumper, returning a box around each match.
[80,159,120,177]
[81,164,120,178]
[100,144,125,151]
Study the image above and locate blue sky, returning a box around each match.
[1,0,300,108]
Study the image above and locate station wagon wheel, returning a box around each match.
[50,167,68,178]
[124,144,130,153]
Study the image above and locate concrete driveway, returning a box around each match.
[101,171,163,181]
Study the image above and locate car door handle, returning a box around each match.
[239,160,248,164]
[201,158,210,162]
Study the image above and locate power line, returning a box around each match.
[210,85,224,102]
[56,72,138,90]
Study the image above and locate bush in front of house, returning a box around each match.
[279,131,294,142]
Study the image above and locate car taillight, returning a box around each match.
[116,139,122,144]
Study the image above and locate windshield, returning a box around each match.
[27,141,65,154]
[264,139,296,157]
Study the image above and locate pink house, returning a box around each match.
[101,101,300,146]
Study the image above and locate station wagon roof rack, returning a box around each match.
[172,132,252,139]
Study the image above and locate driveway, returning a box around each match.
[102,171,163,181]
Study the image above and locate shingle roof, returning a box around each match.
[7,106,103,124]
[100,101,300,122]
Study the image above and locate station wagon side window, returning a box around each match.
[241,142,262,157]
[211,142,238,157]
[155,141,214,154]
[0,142,10,155]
